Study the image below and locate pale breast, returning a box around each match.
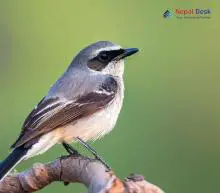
[60,80,124,143]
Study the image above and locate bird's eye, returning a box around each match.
[98,52,110,62]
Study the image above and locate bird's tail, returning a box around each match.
[0,146,28,181]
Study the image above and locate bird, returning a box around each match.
[0,41,139,181]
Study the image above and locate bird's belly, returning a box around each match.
[60,95,123,143]
[24,101,121,159]
[24,102,121,159]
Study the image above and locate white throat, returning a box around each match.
[101,60,125,77]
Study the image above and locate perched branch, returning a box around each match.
[0,155,165,193]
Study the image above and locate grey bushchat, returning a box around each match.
[0,41,139,181]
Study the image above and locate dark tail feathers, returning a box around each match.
[0,146,28,181]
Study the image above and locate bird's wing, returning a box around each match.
[11,76,118,148]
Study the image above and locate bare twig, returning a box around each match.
[0,155,165,193]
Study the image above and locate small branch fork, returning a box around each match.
[0,155,165,193]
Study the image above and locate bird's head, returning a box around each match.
[70,41,139,77]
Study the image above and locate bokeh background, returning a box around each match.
[0,1,219,193]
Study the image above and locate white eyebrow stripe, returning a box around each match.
[93,45,121,56]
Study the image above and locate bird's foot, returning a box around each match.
[62,142,80,157]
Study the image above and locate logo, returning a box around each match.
[163,8,211,19]
[163,10,172,18]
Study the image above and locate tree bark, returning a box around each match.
[0,155,165,193]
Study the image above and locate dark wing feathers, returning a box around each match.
[11,77,118,148]
[11,97,64,148]
[22,97,62,130]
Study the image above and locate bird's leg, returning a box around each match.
[62,142,80,156]
[76,137,111,170]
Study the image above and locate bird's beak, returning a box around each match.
[119,48,139,59]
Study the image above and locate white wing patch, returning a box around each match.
[94,89,113,95]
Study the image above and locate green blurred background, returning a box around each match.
[0,1,219,193]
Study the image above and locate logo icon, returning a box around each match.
[163,10,172,18]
